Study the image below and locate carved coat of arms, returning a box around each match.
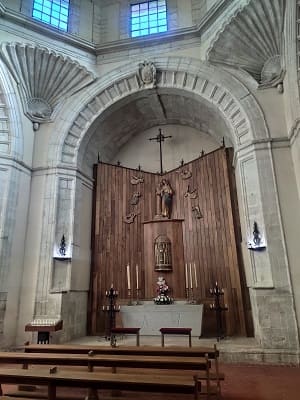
[139,61,156,87]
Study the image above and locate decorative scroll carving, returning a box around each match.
[0,42,95,128]
[177,169,192,180]
[130,175,144,185]
[123,212,139,224]
[138,60,156,87]
[192,206,203,219]
[184,185,198,199]
[130,192,141,205]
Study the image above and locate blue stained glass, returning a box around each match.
[59,22,67,31]
[131,0,167,38]
[32,10,42,18]
[43,6,51,14]
[158,25,167,32]
[51,18,59,26]
[42,14,50,22]
[32,1,69,31]
[158,10,166,18]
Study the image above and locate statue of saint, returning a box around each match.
[156,179,173,219]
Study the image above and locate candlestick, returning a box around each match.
[193,262,198,288]
[127,264,131,290]
[136,264,139,289]
[189,263,193,289]
[185,263,188,289]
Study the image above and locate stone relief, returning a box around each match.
[139,60,156,87]
[0,42,95,129]
[207,0,286,89]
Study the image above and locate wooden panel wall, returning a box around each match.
[89,148,247,336]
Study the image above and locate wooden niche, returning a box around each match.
[143,219,185,299]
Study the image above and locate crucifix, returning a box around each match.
[149,128,172,174]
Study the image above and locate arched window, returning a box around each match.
[32,0,69,32]
[131,1,167,38]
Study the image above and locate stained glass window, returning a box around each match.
[32,0,69,32]
[131,1,167,38]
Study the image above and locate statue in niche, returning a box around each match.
[154,235,172,271]
[156,179,173,219]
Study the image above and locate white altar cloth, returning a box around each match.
[120,301,203,336]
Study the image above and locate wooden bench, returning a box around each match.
[0,351,210,373]
[24,343,218,358]
[110,327,140,346]
[0,367,202,400]
[160,327,192,347]
[23,343,223,399]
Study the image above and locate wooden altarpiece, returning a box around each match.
[88,147,250,337]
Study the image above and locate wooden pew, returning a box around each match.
[23,344,223,398]
[24,343,219,358]
[0,368,201,400]
[0,351,210,372]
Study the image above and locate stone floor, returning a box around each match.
[2,335,299,400]
[68,335,299,364]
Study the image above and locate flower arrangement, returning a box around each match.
[154,276,173,305]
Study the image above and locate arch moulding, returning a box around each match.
[54,57,270,168]
[47,57,300,349]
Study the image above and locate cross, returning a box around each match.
[149,128,172,174]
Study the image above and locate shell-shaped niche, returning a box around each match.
[0,42,96,124]
[207,0,286,87]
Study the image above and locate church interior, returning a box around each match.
[0,0,300,399]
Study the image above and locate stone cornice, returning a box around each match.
[0,0,231,57]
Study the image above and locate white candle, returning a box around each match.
[185,263,188,289]
[189,263,193,289]
[136,264,139,289]
[193,263,198,288]
[127,264,131,290]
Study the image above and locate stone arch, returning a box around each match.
[50,57,269,169]
[42,56,300,348]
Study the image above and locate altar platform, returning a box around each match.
[120,301,203,337]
